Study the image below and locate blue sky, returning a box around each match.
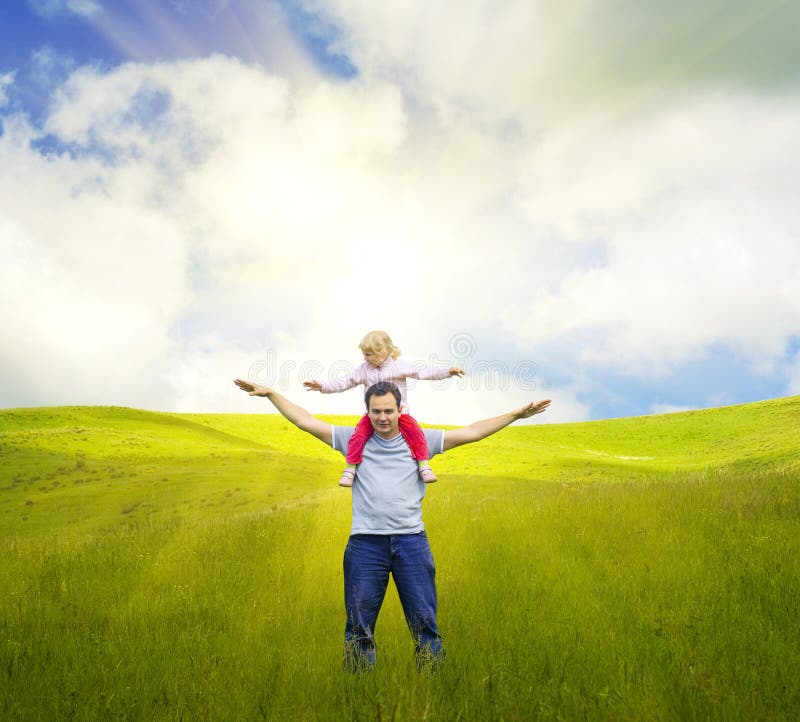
[1,0,800,424]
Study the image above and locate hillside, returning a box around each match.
[2,396,799,721]
[0,406,343,538]
[1,395,798,539]
[435,393,800,481]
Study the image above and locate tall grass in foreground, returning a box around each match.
[3,466,799,721]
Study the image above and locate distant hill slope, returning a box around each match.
[0,406,346,538]
[1,396,798,537]
[436,394,800,480]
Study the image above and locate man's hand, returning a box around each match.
[234,378,272,397]
[449,367,465,377]
[515,399,551,419]
[233,379,332,444]
[303,380,323,391]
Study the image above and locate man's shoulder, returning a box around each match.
[423,427,446,457]
[331,425,356,452]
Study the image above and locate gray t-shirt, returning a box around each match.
[332,426,445,535]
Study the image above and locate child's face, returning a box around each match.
[363,348,390,367]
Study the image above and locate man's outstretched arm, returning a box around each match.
[234,379,333,446]
[443,399,551,451]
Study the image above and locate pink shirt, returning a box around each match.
[320,356,451,412]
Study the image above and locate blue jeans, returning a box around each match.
[343,531,444,670]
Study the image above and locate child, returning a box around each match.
[304,330,464,487]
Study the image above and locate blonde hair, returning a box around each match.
[359,330,401,360]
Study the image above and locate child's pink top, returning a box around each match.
[319,356,451,412]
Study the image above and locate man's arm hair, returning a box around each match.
[234,379,333,446]
[443,399,551,452]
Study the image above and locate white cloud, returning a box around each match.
[301,1,800,128]
[283,5,800,386]
[299,0,563,129]
[30,46,75,90]
[0,72,15,108]
[0,108,192,409]
[168,0,232,16]
[66,0,100,16]
[0,56,450,414]
[28,0,100,18]
[650,403,695,416]
[504,94,800,376]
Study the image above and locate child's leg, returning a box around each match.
[398,414,438,483]
[346,415,374,464]
[340,415,374,487]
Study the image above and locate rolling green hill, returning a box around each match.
[2,396,799,721]
[2,396,798,539]
[0,405,346,538]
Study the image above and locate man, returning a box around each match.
[233,377,550,670]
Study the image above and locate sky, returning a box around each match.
[1,0,799,425]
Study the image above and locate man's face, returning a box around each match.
[368,392,400,438]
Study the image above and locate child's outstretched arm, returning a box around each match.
[395,358,464,382]
[303,369,362,394]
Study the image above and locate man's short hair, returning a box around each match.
[364,381,402,410]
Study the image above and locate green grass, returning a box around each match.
[1,397,799,720]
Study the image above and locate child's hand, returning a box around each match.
[303,380,323,391]
[449,367,465,377]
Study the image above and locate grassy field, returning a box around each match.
[1,396,799,720]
